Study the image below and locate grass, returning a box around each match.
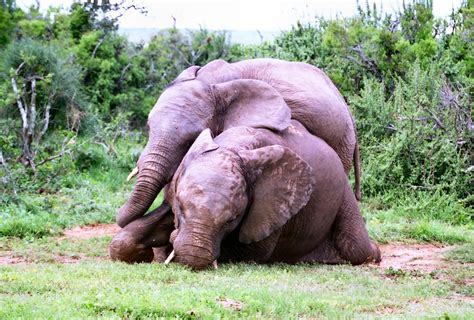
[0,212,472,318]
[362,195,473,244]
[1,234,473,318]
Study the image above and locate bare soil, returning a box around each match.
[61,223,120,240]
[378,243,453,273]
[0,224,461,273]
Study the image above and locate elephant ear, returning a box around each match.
[178,129,219,171]
[197,59,240,84]
[212,79,291,132]
[238,145,315,244]
[170,65,201,85]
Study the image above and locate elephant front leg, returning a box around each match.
[109,201,175,263]
[332,185,381,265]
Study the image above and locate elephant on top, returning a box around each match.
[117,58,360,228]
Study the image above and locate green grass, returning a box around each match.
[0,236,112,263]
[0,167,131,238]
[0,237,473,318]
[362,194,473,244]
[0,232,473,318]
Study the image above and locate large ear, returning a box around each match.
[172,129,218,184]
[197,59,240,84]
[184,128,218,162]
[170,65,201,85]
[212,79,291,132]
[238,145,315,244]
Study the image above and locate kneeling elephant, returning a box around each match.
[109,121,380,270]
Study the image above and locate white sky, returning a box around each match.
[17,0,464,31]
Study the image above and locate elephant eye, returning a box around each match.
[225,215,238,226]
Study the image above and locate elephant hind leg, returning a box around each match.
[332,185,381,265]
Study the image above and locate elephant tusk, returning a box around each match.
[212,260,218,270]
[126,167,139,181]
[164,250,175,265]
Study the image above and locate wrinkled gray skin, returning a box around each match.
[109,203,174,263]
[116,58,361,228]
[110,121,380,270]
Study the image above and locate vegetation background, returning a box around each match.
[0,0,472,318]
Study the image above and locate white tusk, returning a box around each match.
[212,260,218,270]
[126,167,139,181]
[164,250,175,265]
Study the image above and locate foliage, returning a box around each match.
[351,65,471,201]
[0,0,472,242]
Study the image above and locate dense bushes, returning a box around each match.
[0,0,471,238]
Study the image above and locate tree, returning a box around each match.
[2,39,86,171]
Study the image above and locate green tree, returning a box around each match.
[1,39,86,170]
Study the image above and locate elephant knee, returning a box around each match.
[109,231,153,263]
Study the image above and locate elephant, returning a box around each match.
[109,120,380,270]
[116,58,361,229]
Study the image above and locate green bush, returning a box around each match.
[0,0,472,239]
[351,64,471,202]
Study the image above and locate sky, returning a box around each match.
[17,0,464,31]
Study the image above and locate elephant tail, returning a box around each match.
[354,139,362,201]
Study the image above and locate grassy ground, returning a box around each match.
[0,233,473,319]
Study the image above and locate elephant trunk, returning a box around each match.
[117,136,179,228]
[173,226,217,270]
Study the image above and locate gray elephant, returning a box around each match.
[110,121,380,269]
[117,58,361,228]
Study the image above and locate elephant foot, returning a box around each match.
[366,241,382,264]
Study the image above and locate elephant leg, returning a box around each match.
[109,202,174,263]
[298,238,348,264]
[332,185,381,265]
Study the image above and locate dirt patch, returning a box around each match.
[377,243,453,273]
[0,254,24,265]
[216,298,244,311]
[61,223,120,240]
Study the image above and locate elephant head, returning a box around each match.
[116,66,291,228]
[168,129,315,270]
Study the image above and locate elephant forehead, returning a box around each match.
[180,159,245,194]
[148,82,212,119]
[177,154,247,207]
